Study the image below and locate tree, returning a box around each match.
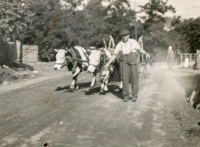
[174,17,200,53]
[0,0,33,42]
[140,0,176,30]
[23,0,67,61]
[104,0,136,41]
[134,0,177,55]
[61,0,135,47]
[140,0,175,30]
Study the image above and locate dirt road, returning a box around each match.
[0,62,200,147]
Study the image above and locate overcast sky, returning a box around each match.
[130,0,200,19]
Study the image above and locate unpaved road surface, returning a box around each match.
[0,62,200,147]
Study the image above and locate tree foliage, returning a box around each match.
[0,0,33,41]
[140,0,175,30]
[137,0,181,56]
[173,17,200,53]
[0,0,197,62]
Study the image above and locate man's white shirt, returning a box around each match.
[114,38,140,55]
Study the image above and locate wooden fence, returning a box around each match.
[22,45,38,63]
[0,40,38,65]
[0,41,18,65]
[180,53,196,63]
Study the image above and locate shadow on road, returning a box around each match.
[54,80,123,99]
[174,74,200,97]
[55,82,92,92]
[55,86,69,91]
[54,82,102,92]
[82,82,123,100]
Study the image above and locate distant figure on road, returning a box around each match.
[167,46,175,70]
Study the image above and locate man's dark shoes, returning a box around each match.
[131,96,138,102]
[123,96,137,102]
[132,98,137,102]
[123,97,129,102]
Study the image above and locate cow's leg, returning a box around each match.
[74,67,82,90]
[99,81,109,95]
[69,80,76,91]
[99,83,106,95]
[74,77,80,90]
[103,74,109,92]
[103,65,113,92]
[119,81,123,91]
[99,70,110,95]
[89,70,97,90]
[90,76,96,87]
[104,84,108,91]
[69,67,81,92]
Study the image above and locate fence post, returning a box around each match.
[20,43,22,64]
[16,40,21,63]
[189,54,191,61]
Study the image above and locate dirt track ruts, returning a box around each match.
[0,62,200,147]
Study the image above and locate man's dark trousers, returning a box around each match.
[122,53,139,100]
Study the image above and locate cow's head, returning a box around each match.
[54,49,72,70]
[87,49,102,73]
[87,48,112,73]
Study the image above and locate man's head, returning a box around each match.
[120,29,130,42]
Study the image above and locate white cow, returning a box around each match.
[54,46,108,92]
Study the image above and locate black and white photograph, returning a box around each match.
[0,0,200,146]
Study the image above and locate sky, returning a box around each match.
[130,0,200,19]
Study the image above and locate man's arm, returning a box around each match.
[134,37,149,57]
[104,54,118,69]
[138,48,147,54]
[106,54,117,64]
[104,42,120,69]
[138,48,151,59]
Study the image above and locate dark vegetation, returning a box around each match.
[0,62,35,84]
[0,0,199,62]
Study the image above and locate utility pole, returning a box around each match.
[134,0,137,40]
[135,15,137,40]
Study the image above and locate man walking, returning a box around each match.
[104,29,149,102]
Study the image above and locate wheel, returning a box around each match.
[143,64,149,78]
[138,64,141,74]
[149,60,154,68]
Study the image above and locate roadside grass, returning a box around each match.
[0,61,64,85]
